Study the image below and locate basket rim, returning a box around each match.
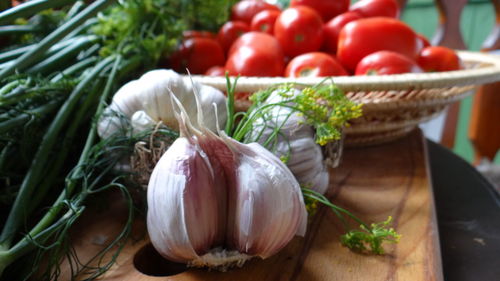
[186,51,500,92]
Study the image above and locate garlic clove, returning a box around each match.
[147,137,224,263]
[221,136,308,259]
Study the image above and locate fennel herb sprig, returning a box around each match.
[230,81,362,146]
[302,188,401,255]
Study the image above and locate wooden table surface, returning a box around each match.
[63,129,443,281]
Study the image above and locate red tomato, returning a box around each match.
[169,38,225,74]
[205,66,226,76]
[355,51,423,75]
[416,33,431,50]
[337,17,419,71]
[274,6,324,57]
[417,46,461,72]
[285,52,348,77]
[225,32,285,77]
[231,0,281,24]
[251,10,280,35]
[217,21,250,53]
[349,0,400,18]
[290,0,349,22]
[322,11,363,54]
[182,30,216,40]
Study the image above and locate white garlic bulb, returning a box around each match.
[97,69,227,138]
[246,89,330,194]
[147,99,307,269]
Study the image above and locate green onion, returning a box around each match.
[0,25,40,36]
[50,56,98,82]
[0,0,77,25]
[0,56,114,249]
[0,0,116,80]
[0,36,86,63]
[0,56,121,278]
[26,35,98,74]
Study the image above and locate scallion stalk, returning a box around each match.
[0,0,116,80]
[0,25,40,36]
[26,35,98,74]
[50,56,98,82]
[0,35,86,63]
[0,0,77,25]
[0,56,114,249]
[0,56,122,277]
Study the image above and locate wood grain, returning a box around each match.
[64,129,443,281]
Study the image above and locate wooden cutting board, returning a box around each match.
[63,129,443,281]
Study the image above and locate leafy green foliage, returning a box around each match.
[92,0,237,66]
[92,0,184,65]
[180,0,239,31]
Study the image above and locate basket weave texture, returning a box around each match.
[187,51,500,146]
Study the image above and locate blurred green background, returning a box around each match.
[402,0,498,164]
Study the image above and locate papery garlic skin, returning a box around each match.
[97,69,226,138]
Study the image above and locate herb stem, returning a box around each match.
[302,188,371,230]
[224,75,236,135]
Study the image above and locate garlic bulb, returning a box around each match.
[147,95,307,269]
[97,69,226,138]
[246,89,330,194]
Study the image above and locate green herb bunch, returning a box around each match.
[0,0,236,279]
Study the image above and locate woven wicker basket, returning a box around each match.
[187,51,500,146]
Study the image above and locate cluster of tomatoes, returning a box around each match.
[168,0,462,78]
